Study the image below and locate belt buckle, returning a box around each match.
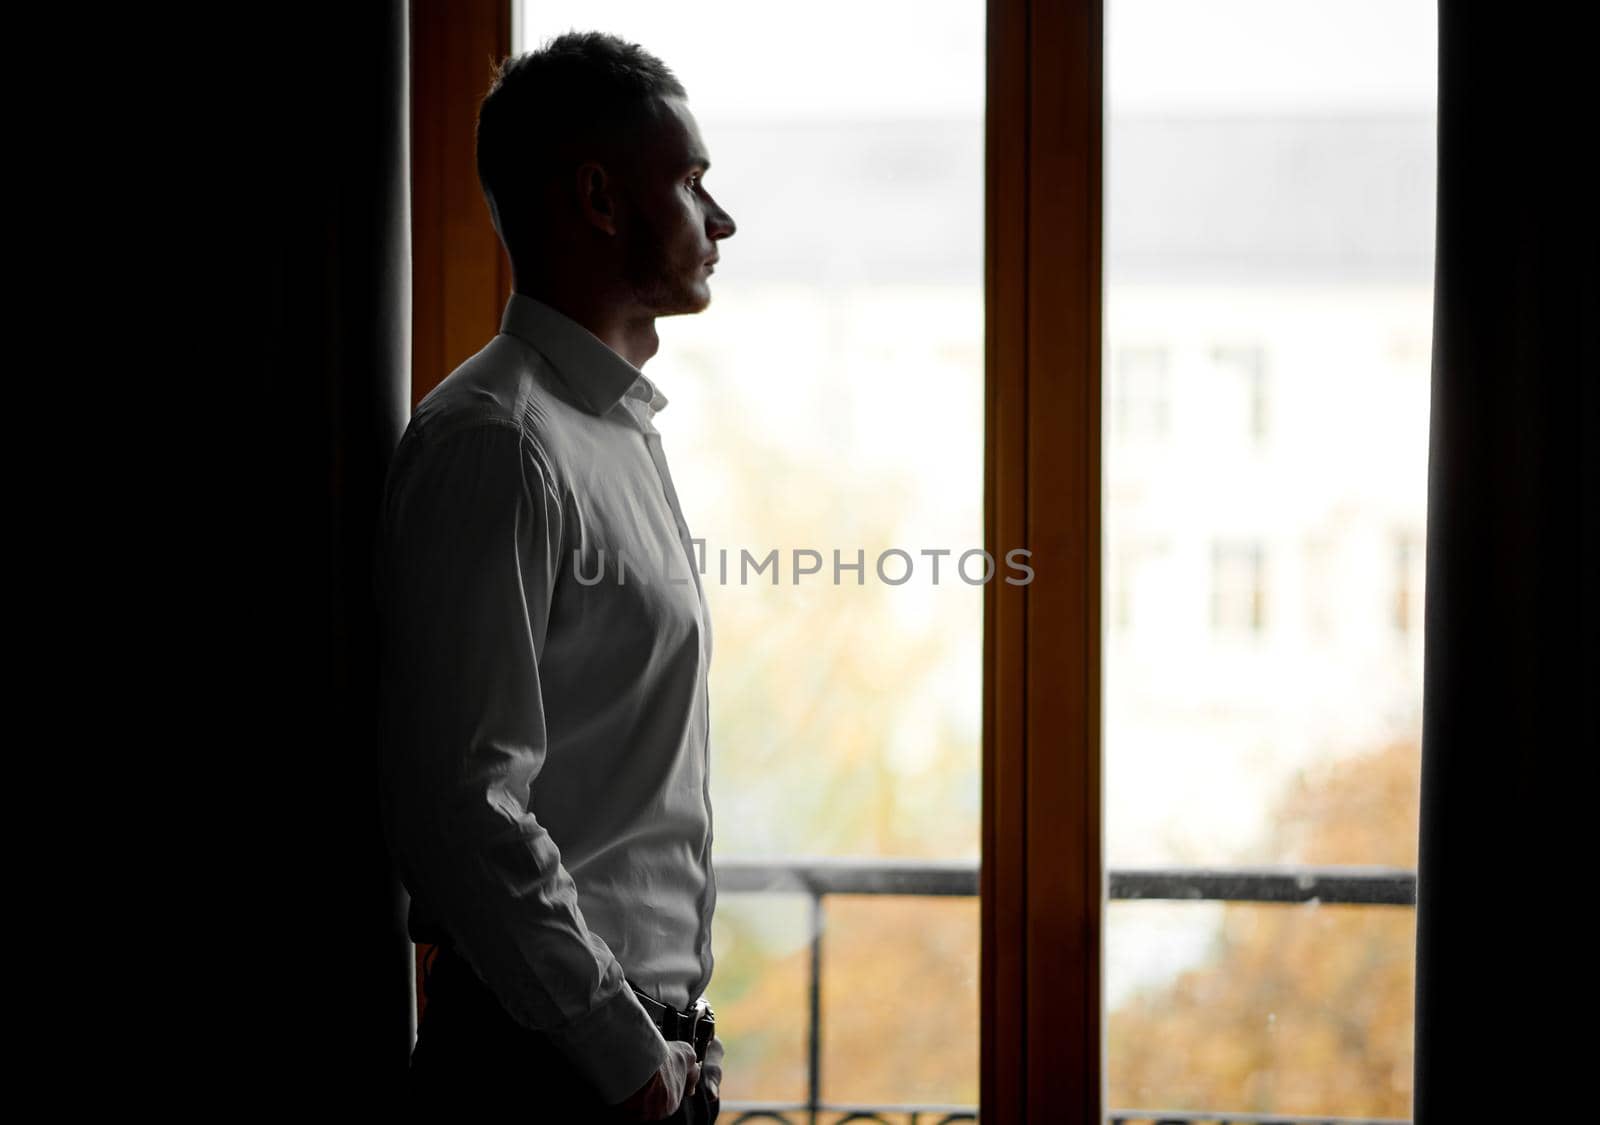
[689,998,715,1064]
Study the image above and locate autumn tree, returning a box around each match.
[1106,737,1420,1118]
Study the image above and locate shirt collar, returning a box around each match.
[500,291,669,418]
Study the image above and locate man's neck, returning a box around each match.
[515,286,661,370]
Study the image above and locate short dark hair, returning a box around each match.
[475,30,688,260]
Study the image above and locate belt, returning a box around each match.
[626,979,715,1065]
[427,940,716,1066]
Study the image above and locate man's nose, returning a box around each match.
[708,200,736,240]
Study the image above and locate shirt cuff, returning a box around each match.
[546,980,672,1106]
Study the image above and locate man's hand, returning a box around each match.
[612,1041,700,1122]
[701,1034,724,1102]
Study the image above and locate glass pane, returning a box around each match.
[1103,1,1434,1120]
[821,896,980,1108]
[1108,903,1418,1112]
[513,5,986,1118]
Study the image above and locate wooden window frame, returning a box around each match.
[984,1,1104,1121]
[411,0,513,409]
[410,2,1106,1120]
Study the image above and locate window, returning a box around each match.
[1212,344,1269,446]
[412,4,1439,1119]
[1303,533,1339,638]
[1210,540,1266,635]
[514,3,986,1117]
[1104,1,1434,1119]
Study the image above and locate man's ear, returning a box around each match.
[575,160,618,236]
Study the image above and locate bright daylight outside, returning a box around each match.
[515,1,1433,1121]
[1103,1,1433,1120]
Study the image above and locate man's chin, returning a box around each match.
[650,286,713,318]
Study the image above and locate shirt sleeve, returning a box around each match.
[376,418,670,1106]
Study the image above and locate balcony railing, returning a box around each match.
[711,857,1417,1125]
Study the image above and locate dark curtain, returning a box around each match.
[197,0,415,1097]
[1416,5,1596,1119]
[310,0,416,1087]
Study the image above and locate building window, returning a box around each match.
[1212,344,1268,446]
[1211,541,1266,635]
[1303,534,1337,638]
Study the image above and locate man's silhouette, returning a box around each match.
[376,31,735,1122]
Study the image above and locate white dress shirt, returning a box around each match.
[375,291,716,1105]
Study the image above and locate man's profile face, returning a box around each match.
[617,96,736,317]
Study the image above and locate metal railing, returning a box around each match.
[711,857,1416,1125]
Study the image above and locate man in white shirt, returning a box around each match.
[376,30,736,1122]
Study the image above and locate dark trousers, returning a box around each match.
[408,943,720,1124]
